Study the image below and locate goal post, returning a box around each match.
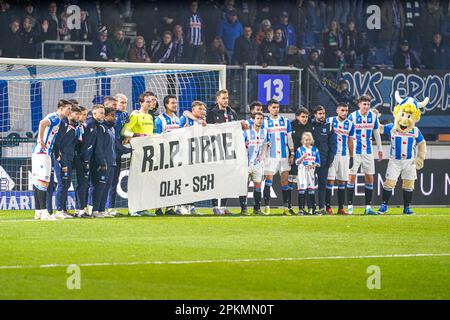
[0,57,226,210]
[0,57,227,87]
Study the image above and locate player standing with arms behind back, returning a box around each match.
[240,112,269,215]
[263,99,295,215]
[347,95,383,215]
[32,100,71,220]
[326,103,354,215]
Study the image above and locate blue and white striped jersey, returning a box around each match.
[264,116,292,159]
[154,113,181,134]
[347,110,379,155]
[327,116,355,156]
[243,127,269,166]
[187,14,203,45]
[179,115,203,127]
[32,112,61,155]
[295,146,321,167]
[382,123,424,160]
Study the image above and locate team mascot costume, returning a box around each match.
[377,91,428,215]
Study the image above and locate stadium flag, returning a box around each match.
[128,122,248,211]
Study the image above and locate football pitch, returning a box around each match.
[0,208,449,300]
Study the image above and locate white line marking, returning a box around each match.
[0,214,449,223]
[0,253,449,270]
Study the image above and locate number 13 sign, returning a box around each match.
[257,74,290,105]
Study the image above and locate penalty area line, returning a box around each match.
[0,253,449,270]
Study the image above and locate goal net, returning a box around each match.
[0,58,225,210]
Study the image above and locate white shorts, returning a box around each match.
[350,153,375,175]
[327,154,349,181]
[297,165,316,190]
[31,152,52,183]
[248,162,264,183]
[264,157,291,175]
[385,159,417,181]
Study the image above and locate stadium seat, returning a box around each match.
[373,47,390,66]
[304,31,316,47]
[354,55,363,68]
[376,48,386,64]
[314,32,322,45]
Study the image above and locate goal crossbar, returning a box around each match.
[0,58,227,89]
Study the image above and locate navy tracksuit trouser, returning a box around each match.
[92,166,114,213]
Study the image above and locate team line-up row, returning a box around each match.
[30,89,425,220]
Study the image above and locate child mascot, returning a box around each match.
[377,91,428,215]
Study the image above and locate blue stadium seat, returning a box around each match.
[366,47,385,68]
[314,31,322,46]
[376,47,388,65]
[354,55,363,68]
[304,31,316,47]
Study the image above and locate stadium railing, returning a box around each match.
[305,67,340,112]
[40,40,93,60]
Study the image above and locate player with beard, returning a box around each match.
[325,103,355,215]
[263,99,295,215]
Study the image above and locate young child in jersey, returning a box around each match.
[295,132,321,215]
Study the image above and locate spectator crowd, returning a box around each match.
[0,0,449,70]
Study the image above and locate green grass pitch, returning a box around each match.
[0,207,449,300]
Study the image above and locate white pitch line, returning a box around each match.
[0,253,449,270]
[0,214,449,223]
